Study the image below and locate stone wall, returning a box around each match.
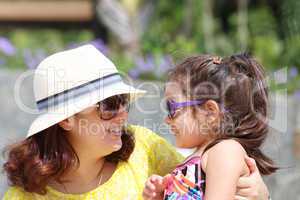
[0,69,299,199]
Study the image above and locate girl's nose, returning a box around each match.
[164,116,171,125]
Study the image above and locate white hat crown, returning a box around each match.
[34,45,118,102]
[26,44,146,138]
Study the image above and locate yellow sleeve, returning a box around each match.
[2,187,26,200]
[128,125,184,176]
[150,134,184,176]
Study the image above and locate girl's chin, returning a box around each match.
[175,140,186,148]
[175,139,197,149]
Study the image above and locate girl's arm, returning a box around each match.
[202,139,249,200]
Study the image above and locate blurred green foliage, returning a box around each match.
[140,0,299,93]
[0,29,93,69]
[0,0,299,93]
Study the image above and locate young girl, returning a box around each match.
[143,53,277,200]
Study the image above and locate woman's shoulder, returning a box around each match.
[127,124,184,176]
[126,124,180,153]
[127,124,155,135]
[2,186,30,199]
[127,124,164,144]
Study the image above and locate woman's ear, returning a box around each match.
[58,117,75,131]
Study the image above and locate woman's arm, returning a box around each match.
[202,140,249,200]
[235,156,270,200]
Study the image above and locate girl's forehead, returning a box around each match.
[164,82,186,99]
[164,81,183,91]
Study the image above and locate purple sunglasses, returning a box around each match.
[166,99,206,119]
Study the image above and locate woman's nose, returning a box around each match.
[114,106,129,122]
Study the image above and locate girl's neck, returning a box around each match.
[193,139,213,156]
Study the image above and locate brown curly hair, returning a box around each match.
[168,53,277,175]
[3,124,135,195]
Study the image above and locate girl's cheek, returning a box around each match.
[175,135,189,148]
[185,117,198,134]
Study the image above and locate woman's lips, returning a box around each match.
[108,128,123,137]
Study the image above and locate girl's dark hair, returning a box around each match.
[3,124,135,195]
[168,53,277,175]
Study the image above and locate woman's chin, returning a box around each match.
[111,139,123,151]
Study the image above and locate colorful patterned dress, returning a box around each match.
[164,156,205,200]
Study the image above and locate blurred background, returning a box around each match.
[0,0,299,199]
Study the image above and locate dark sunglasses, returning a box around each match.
[96,94,130,120]
[166,99,206,119]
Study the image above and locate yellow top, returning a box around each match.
[3,125,184,200]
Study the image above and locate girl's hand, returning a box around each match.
[235,156,270,200]
[142,174,171,200]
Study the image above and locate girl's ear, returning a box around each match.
[204,100,220,115]
[58,117,75,131]
[203,100,221,124]
[204,100,221,133]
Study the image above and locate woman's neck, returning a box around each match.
[62,155,105,184]
[63,131,108,184]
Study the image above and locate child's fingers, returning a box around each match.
[145,180,156,191]
[150,175,163,185]
[151,174,170,192]
[162,174,172,188]
[142,187,156,199]
[150,175,165,192]
[143,182,157,198]
[145,173,171,199]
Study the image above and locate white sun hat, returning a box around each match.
[26,44,146,138]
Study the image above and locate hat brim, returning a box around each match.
[26,82,146,138]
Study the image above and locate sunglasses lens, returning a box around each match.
[98,94,129,120]
[166,101,174,119]
[100,110,117,120]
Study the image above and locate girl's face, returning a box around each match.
[60,95,129,157]
[164,82,219,148]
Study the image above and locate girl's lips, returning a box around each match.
[170,128,179,136]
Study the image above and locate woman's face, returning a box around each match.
[61,95,129,157]
[164,82,216,148]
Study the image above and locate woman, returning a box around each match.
[3,45,270,199]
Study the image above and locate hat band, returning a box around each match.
[36,73,122,111]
